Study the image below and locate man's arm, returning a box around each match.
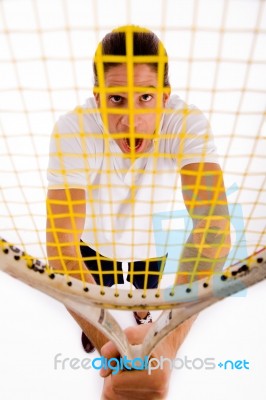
[46,188,109,352]
[179,162,231,284]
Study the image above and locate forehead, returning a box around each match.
[104,64,157,87]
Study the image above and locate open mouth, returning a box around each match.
[124,137,144,151]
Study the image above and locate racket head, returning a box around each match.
[1,237,265,311]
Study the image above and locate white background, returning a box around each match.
[0,0,266,399]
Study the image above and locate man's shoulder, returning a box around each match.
[166,94,201,113]
[57,97,102,133]
[73,97,98,114]
[167,94,186,110]
[161,95,187,134]
[162,95,208,133]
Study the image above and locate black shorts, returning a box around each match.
[80,241,167,289]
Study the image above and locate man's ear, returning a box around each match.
[163,91,170,107]
[94,92,100,106]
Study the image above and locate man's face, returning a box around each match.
[94,64,170,154]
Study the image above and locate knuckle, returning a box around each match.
[124,326,138,342]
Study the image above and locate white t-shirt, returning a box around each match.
[47,95,218,261]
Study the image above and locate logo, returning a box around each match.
[53,353,250,374]
[217,359,250,370]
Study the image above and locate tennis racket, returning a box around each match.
[1,236,265,359]
[1,2,265,385]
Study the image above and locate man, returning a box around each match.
[46,25,230,399]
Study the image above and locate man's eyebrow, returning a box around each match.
[104,84,157,90]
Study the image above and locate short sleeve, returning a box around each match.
[162,96,219,168]
[177,107,218,168]
[47,108,100,189]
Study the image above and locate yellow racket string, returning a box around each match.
[0,2,265,300]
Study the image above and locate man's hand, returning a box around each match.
[100,324,172,400]
[100,318,195,400]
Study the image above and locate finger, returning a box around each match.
[100,325,153,378]
[100,341,121,378]
[101,340,120,358]
[122,324,153,344]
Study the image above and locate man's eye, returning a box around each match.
[141,94,153,102]
[109,95,123,104]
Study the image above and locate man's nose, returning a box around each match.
[120,110,142,128]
